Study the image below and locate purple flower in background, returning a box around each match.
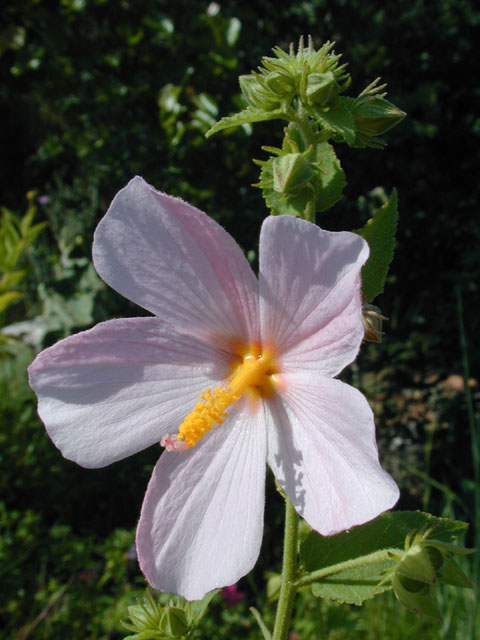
[221,584,244,607]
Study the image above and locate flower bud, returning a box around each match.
[265,70,296,101]
[305,71,339,106]
[123,592,196,639]
[272,153,313,194]
[382,526,473,620]
[353,96,405,148]
[159,606,190,637]
[239,74,281,111]
[393,540,436,585]
[125,592,163,633]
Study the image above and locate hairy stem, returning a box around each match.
[272,497,299,640]
[295,548,395,588]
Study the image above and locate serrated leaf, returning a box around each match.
[356,189,398,301]
[311,142,346,211]
[206,108,286,137]
[301,511,467,572]
[311,560,393,605]
[300,511,467,606]
[308,98,356,145]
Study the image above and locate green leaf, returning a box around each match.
[0,291,22,313]
[308,98,356,145]
[300,511,468,606]
[187,589,219,625]
[356,189,398,301]
[249,607,272,640]
[310,558,393,605]
[23,221,47,246]
[301,511,467,572]
[226,17,241,47]
[0,269,28,292]
[311,142,346,211]
[38,284,96,333]
[123,632,167,640]
[206,107,287,137]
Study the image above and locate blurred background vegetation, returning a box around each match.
[1,0,478,637]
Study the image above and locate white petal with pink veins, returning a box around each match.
[28,317,229,468]
[259,216,368,376]
[266,372,399,535]
[137,405,267,600]
[93,177,259,348]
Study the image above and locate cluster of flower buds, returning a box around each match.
[209,35,404,148]
[239,36,350,114]
[380,526,473,618]
[207,36,405,220]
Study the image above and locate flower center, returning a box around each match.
[161,350,277,452]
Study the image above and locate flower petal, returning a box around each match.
[136,406,267,600]
[93,177,259,347]
[259,216,368,376]
[266,373,399,535]
[28,318,228,468]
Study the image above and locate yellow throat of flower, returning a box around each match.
[161,348,277,452]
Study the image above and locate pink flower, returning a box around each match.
[221,583,244,607]
[28,177,398,600]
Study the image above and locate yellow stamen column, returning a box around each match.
[172,351,277,449]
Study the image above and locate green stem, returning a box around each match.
[272,496,299,640]
[295,103,316,147]
[455,286,480,606]
[303,193,316,223]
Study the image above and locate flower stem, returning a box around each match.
[272,496,299,640]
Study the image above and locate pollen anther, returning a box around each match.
[164,349,277,451]
[176,387,239,448]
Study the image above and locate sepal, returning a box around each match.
[122,589,218,639]
[158,607,189,637]
[349,78,406,148]
[384,525,474,618]
[391,573,441,620]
